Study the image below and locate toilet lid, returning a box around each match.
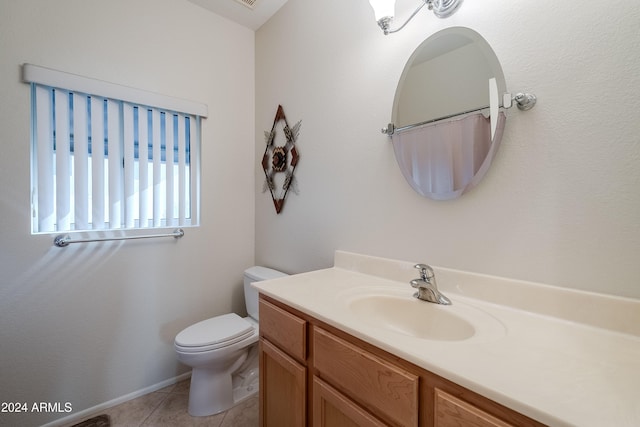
[175,313,254,348]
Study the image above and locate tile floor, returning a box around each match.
[68,379,258,427]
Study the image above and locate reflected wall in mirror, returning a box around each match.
[390,27,507,200]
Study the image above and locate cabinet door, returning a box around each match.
[314,327,419,427]
[260,338,306,427]
[259,298,307,361]
[313,377,387,427]
[434,388,514,427]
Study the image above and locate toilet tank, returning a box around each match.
[243,266,288,321]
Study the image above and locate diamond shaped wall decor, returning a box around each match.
[261,105,301,213]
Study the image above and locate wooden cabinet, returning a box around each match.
[259,295,546,427]
[313,377,387,427]
[259,299,307,427]
[434,388,513,427]
[314,326,418,427]
[424,373,544,427]
[260,338,306,427]
[259,298,307,361]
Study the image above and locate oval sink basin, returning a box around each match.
[349,295,475,341]
[342,287,506,342]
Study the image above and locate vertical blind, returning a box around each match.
[24,64,207,233]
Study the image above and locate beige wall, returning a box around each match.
[0,0,255,425]
[255,0,640,299]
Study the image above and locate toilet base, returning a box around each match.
[187,345,259,417]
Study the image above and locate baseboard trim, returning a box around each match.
[41,372,191,427]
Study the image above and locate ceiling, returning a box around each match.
[187,0,289,30]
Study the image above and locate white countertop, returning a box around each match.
[253,251,640,427]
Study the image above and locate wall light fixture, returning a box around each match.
[369,0,463,35]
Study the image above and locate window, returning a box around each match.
[24,64,207,233]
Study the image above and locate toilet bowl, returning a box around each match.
[174,266,287,416]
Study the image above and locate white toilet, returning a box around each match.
[174,266,287,416]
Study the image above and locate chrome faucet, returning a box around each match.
[410,264,451,305]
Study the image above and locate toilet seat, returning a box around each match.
[175,313,255,353]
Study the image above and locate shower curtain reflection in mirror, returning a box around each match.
[392,112,506,200]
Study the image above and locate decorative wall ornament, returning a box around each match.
[261,105,301,213]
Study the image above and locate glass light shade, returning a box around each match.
[369,0,396,21]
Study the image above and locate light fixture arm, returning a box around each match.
[378,2,427,35]
[375,0,463,35]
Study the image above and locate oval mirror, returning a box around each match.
[390,27,507,200]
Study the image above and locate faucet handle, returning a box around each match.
[414,264,434,281]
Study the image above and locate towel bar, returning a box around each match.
[53,228,185,247]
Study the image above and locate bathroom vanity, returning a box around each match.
[259,295,544,426]
[254,251,640,427]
